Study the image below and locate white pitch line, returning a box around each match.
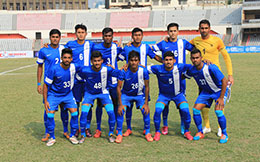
[0,64,36,76]
[3,72,36,76]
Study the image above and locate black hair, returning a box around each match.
[128,50,140,61]
[49,29,61,37]
[132,27,143,35]
[190,48,202,56]
[61,48,73,57]
[102,27,113,35]
[167,23,179,31]
[163,51,175,59]
[91,51,102,60]
[199,19,211,27]
[75,24,87,32]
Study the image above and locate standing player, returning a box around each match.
[116,50,153,143]
[190,19,234,136]
[85,27,123,138]
[148,51,193,141]
[186,48,228,143]
[43,48,80,146]
[36,29,70,142]
[65,24,95,137]
[153,23,194,135]
[77,51,120,143]
[121,27,162,137]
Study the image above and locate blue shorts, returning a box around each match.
[156,93,187,108]
[195,90,221,108]
[72,82,84,103]
[122,94,145,109]
[47,92,77,111]
[82,92,113,106]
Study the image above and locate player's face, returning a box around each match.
[163,56,175,69]
[103,32,113,44]
[168,26,179,41]
[199,23,210,38]
[132,31,143,44]
[190,53,202,67]
[76,28,87,41]
[128,57,140,69]
[91,56,103,69]
[61,53,72,66]
[50,34,61,46]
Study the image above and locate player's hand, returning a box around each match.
[106,64,115,69]
[126,41,132,47]
[228,75,234,85]
[215,98,224,110]
[37,85,43,94]
[121,64,128,71]
[118,105,125,116]
[43,43,49,48]
[164,36,169,42]
[141,104,150,115]
[115,41,122,48]
[44,101,50,113]
[203,59,212,65]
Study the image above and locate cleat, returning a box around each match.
[193,132,204,141]
[145,133,153,142]
[153,132,161,141]
[116,130,118,135]
[203,127,211,134]
[219,134,228,144]
[143,130,146,135]
[184,131,193,141]
[93,129,102,138]
[123,129,132,137]
[75,129,81,138]
[69,136,79,145]
[79,135,86,144]
[63,132,70,139]
[161,126,168,135]
[217,128,222,137]
[46,138,56,147]
[41,133,50,142]
[181,125,185,135]
[108,134,116,143]
[115,135,123,143]
[85,129,92,138]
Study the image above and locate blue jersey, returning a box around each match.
[37,44,64,77]
[93,42,123,88]
[152,39,193,63]
[185,64,224,94]
[122,43,156,67]
[65,40,95,66]
[119,66,149,96]
[78,65,120,95]
[44,63,81,96]
[148,63,191,97]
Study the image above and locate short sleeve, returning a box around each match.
[147,45,156,59]
[37,49,45,64]
[210,65,224,82]
[44,67,54,85]
[147,65,158,74]
[118,70,125,81]
[184,40,194,51]
[152,41,163,52]
[143,68,149,80]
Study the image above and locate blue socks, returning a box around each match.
[70,111,79,137]
[153,102,165,133]
[116,108,125,136]
[140,107,151,135]
[44,111,48,134]
[60,108,69,133]
[179,103,191,133]
[96,105,103,131]
[86,108,92,129]
[47,113,55,139]
[126,104,133,130]
[80,104,91,137]
[193,108,203,133]
[215,110,227,136]
[105,104,115,136]
[162,105,169,126]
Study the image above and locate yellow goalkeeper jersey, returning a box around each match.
[190,35,233,75]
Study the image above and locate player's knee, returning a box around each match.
[179,102,189,110]
[193,108,201,115]
[47,113,55,118]
[71,111,78,117]
[215,110,224,117]
[105,104,114,112]
[155,102,165,111]
[82,104,91,112]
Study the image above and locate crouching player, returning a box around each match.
[186,48,228,143]
[148,51,193,141]
[43,48,80,146]
[116,50,153,143]
[78,51,119,143]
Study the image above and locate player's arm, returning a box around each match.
[43,83,50,113]
[154,55,163,63]
[216,77,228,110]
[37,64,43,94]
[219,47,234,84]
[141,79,150,115]
[150,44,163,63]
[117,80,125,116]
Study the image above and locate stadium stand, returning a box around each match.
[0,14,14,30]
[246,34,260,46]
[209,7,242,25]
[0,39,33,51]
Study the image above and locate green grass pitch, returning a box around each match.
[0,53,259,161]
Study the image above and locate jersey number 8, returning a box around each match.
[94,82,102,89]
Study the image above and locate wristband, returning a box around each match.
[37,82,41,86]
